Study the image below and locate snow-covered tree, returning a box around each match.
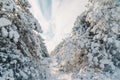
[0,0,49,80]
[52,0,120,79]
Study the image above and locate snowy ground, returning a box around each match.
[40,57,72,80]
[40,57,120,80]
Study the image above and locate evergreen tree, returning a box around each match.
[0,0,49,80]
[52,0,120,79]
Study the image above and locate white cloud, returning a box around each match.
[29,0,88,52]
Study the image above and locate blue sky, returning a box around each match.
[29,0,88,52]
[39,0,52,21]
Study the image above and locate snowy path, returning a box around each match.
[41,57,72,80]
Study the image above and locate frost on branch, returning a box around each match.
[52,0,120,79]
[0,0,49,80]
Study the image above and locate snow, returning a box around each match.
[1,27,8,37]
[0,69,14,80]
[87,53,93,62]
[0,0,48,80]
[8,27,20,43]
[0,18,12,27]
[19,70,28,79]
[13,31,20,43]
[111,26,120,34]
[50,0,120,80]
[1,0,120,80]
[0,0,19,12]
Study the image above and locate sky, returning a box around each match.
[28,0,88,52]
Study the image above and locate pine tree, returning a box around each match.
[52,0,120,79]
[0,0,49,80]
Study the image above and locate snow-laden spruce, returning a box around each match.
[52,0,120,80]
[0,0,49,80]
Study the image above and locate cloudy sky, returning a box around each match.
[29,0,88,52]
